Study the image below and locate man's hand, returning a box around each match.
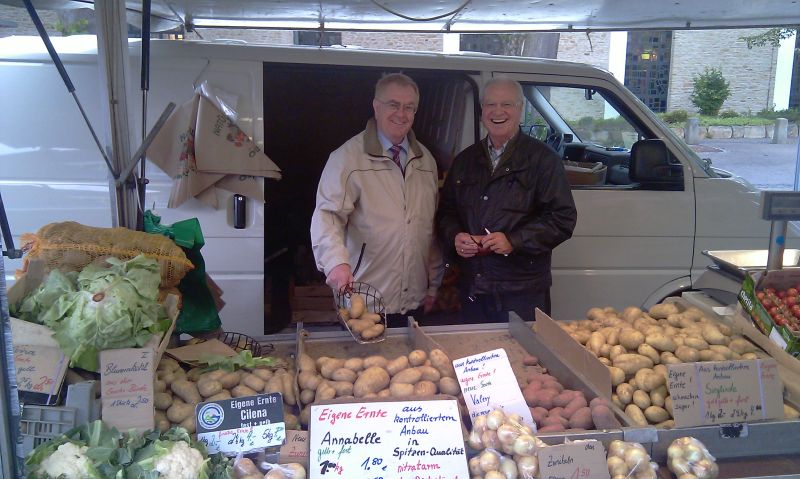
[454,232,483,258]
[482,232,514,256]
[422,294,436,314]
[326,263,353,291]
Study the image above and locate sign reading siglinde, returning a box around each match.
[309,399,469,479]
[196,393,285,455]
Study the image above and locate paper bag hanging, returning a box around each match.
[147,89,281,208]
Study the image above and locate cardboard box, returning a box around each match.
[738,269,800,357]
[564,160,607,186]
[8,259,178,431]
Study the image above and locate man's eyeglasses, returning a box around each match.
[376,99,418,114]
[482,101,521,110]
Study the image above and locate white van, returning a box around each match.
[1,37,795,337]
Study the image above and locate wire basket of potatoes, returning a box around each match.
[335,282,386,344]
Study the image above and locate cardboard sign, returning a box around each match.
[100,348,156,432]
[196,393,286,455]
[668,358,784,427]
[14,344,68,405]
[309,399,469,479]
[452,348,535,429]
[537,441,611,479]
[279,430,310,467]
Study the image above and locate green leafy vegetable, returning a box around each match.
[25,420,124,479]
[11,269,77,323]
[199,349,284,372]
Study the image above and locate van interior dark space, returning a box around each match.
[262,63,474,333]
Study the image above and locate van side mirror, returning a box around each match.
[629,139,683,190]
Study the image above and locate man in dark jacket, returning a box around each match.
[436,77,577,322]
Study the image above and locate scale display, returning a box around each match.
[761,191,800,221]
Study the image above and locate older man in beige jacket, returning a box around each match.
[310,73,442,327]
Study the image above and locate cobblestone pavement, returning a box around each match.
[690,137,800,190]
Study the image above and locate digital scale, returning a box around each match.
[761,191,800,271]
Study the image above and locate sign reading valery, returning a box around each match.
[196,393,286,455]
[308,399,469,479]
[452,348,535,428]
[667,358,783,427]
[14,344,68,405]
[537,440,610,479]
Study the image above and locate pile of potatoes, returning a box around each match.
[295,348,461,427]
[339,293,385,341]
[522,370,621,432]
[560,302,762,427]
[153,357,299,433]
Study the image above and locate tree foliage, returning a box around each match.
[690,68,731,117]
[739,27,798,49]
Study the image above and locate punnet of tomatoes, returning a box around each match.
[756,286,800,333]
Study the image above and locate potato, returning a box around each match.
[154,379,167,393]
[179,415,196,434]
[416,366,441,382]
[219,371,241,389]
[538,424,566,433]
[154,392,173,410]
[331,368,358,383]
[625,404,648,426]
[186,368,203,382]
[571,330,592,345]
[591,404,621,429]
[413,380,437,396]
[616,383,634,405]
[645,333,677,352]
[385,356,410,376]
[429,349,456,378]
[315,381,336,402]
[330,381,354,397]
[298,353,316,372]
[438,377,461,396]
[320,359,346,379]
[563,396,588,419]
[553,390,582,408]
[251,368,274,381]
[698,350,726,362]
[298,371,322,391]
[568,407,593,429]
[154,410,170,432]
[529,389,559,409]
[363,355,389,369]
[349,293,365,318]
[343,358,364,371]
[709,344,734,359]
[608,366,626,386]
[541,414,568,428]
[389,382,414,398]
[158,357,181,372]
[408,350,428,367]
[206,390,232,401]
[231,385,258,398]
[391,368,422,385]
[299,388,315,405]
[619,329,645,350]
[281,370,297,406]
[660,352,682,365]
[354,367,391,397]
[649,303,679,319]
[198,380,223,398]
[361,324,385,339]
[649,385,668,407]
[587,332,606,356]
[611,394,623,409]
[634,369,665,392]
[613,354,654,375]
[167,401,193,423]
[632,390,651,410]
[674,346,700,363]
[637,344,661,365]
[361,312,382,324]
[701,325,727,345]
[643,406,670,423]
[242,373,266,392]
[728,338,756,355]
[171,379,201,404]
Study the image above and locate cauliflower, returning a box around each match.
[39,442,93,479]
[153,441,205,479]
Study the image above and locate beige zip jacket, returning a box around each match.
[310,119,443,314]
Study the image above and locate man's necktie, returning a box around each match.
[389,144,403,171]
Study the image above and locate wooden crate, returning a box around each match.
[291,285,337,324]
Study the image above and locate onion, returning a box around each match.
[497,424,520,445]
[500,457,519,479]
[634,466,657,479]
[667,443,684,459]
[481,429,501,449]
[283,463,306,479]
[677,475,699,479]
[519,425,534,436]
[669,457,691,475]
[468,456,482,476]
[512,434,537,456]
[264,470,287,479]
[691,458,719,479]
[472,414,488,434]
[607,440,628,458]
[507,413,523,424]
[606,456,628,476]
[467,429,483,450]
[516,456,539,478]
[682,443,704,463]
[485,471,506,479]
[479,450,501,472]
[486,409,506,430]
[623,447,648,471]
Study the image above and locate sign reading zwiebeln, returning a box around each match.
[667,358,783,427]
[196,393,285,455]
[309,398,469,479]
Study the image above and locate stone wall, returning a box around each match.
[0,5,60,36]
[194,28,293,45]
[341,32,442,51]
[556,31,611,69]
[668,29,778,115]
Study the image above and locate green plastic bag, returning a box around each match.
[144,211,222,334]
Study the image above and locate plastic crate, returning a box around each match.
[19,405,77,457]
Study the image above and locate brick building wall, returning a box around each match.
[1,5,60,36]
[668,29,779,114]
[342,31,442,51]
[556,31,611,69]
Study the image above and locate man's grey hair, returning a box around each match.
[375,73,420,100]
[480,77,524,105]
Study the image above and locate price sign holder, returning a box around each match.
[452,348,534,428]
[537,440,610,479]
[667,358,783,428]
[308,396,469,479]
[196,392,285,455]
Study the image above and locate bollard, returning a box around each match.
[772,118,789,144]
[685,118,701,145]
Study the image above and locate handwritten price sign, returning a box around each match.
[14,345,68,405]
[538,440,610,479]
[198,423,286,455]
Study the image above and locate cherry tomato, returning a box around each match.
[789,288,799,296]
[786,296,798,307]
[757,291,766,300]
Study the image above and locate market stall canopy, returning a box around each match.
[6,0,800,32]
